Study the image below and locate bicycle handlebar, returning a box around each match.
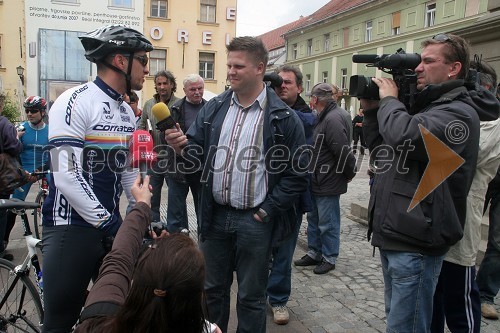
[0,198,40,210]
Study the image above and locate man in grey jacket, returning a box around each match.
[294,82,356,274]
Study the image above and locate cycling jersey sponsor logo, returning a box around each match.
[92,124,135,132]
[70,152,96,201]
[120,114,131,123]
[101,102,114,123]
[65,85,89,125]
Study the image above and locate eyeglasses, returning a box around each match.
[133,54,149,67]
[431,33,465,65]
[25,109,40,114]
[432,33,450,42]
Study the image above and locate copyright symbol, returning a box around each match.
[445,120,469,144]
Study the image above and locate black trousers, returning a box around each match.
[431,260,481,333]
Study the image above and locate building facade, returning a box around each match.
[0,0,236,118]
[282,0,497,114]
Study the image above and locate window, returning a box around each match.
[307,39,312,56]
[200,0,216,23]
[39,29,90,100]
[151,0,167,18]
[392,12,401,35]
[292,44,297,60]
[425,3,436,27]
[149,49,167,75]
[341,68,347,90]
[322,71,328,83]
[324,33,330,52]
[305,74,311,94]
[365,20,373,42]
[199,52,214,79]
[110,0,132,8]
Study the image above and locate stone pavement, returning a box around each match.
[7,154,500,332]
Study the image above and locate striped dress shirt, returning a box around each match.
[212,87,268,209]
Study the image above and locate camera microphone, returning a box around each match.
[263,72,283,89]
[352,54,389,63]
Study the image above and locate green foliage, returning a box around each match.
[1,93,21,124]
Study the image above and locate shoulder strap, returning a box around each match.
[79,301,120,322]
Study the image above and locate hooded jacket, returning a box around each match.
[364,81,498,255]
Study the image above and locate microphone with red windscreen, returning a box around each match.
[129,130,158,181]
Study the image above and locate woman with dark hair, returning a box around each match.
[75,175,220,333]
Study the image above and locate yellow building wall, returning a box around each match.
[142,0,236,100]
[0,0,26,110]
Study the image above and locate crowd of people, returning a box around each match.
[0,23,499,333]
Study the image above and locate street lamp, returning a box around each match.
[16,65,25,85]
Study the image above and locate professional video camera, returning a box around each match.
[264,72,283,89]
[349,48,421,108]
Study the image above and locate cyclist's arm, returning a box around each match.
[48,99,113,228]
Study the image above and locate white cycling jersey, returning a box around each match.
[42,77,136,234]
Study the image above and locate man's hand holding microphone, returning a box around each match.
[151,102,188,155]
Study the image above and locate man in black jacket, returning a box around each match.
[267,65,316,325]
[294,82,356,275]
[166,74,206,233]
[364,33,496,332]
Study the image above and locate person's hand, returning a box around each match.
[23,170,36,183]
[371,77,398,99]
[214,324,222,333]
[164,123,187,155]
[131,174,152,207]
[148,228,168,239]
[17,129,25,138]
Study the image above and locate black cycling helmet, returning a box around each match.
[79,25,153,97]
[79,25,153,63]
[24,96,47,111]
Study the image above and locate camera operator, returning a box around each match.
[364,33,498,332]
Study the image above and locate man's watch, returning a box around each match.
[256,208,270,223]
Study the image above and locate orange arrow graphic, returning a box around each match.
[408,124,465,212]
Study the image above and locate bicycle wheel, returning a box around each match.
[0,259,43,332]
[33,191,46,240]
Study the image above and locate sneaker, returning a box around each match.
[313,260,335,274]
[481,303,499,320]
[272,305,289,325]
[294,254,321,267]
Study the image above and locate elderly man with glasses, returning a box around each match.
[365,33,498,332]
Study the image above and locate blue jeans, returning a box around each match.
[380,250,444,333]
[148,161,168,222]
[476,195,500,304]
[166,177,199,233]
[267,213,302,306]
[306,195,340,264]
[200,204,274,333]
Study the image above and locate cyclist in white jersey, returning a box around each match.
[41,25,153,333]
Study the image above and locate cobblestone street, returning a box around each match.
[8,155,500,332]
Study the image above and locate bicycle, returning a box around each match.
[0,198,44,332]
[31,171,50,241]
